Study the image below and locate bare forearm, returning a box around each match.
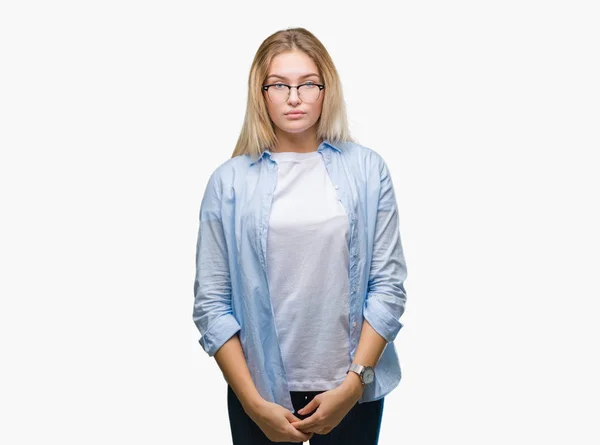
[213,333,264,414]
[341,319,388,394]
[353,319,387,367]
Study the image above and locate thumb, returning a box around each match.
[297,397,319,415]
[283,410,302,423]
[284,411,312,440]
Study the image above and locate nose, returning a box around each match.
[287,86,301,105]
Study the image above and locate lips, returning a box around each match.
[285,111,305,115]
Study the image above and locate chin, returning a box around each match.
[277,121,317,134]
[283,127,311,134]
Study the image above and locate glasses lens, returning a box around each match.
[265,84,322,103]
[298,84,321,103]
[267,85,289,104]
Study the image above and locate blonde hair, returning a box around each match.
[231,27,354,160]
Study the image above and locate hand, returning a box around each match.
[247,399,314,443]
[290,377,363,435]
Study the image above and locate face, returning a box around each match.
[263,50,324,136]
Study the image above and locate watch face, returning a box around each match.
[363,367,375,384]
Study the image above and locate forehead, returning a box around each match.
[266,51,320,80]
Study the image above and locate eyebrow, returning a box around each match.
[265,73,321,81]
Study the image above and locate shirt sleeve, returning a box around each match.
[193,168,241,357]
[363,156,408,343]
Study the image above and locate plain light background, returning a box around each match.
[1,1,599,444]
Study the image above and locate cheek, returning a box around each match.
[311,101,324,118]
[265,102,278,121]
[314,95,324,113]
[262,95,275,117]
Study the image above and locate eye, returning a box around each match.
[302,82,317,88]
[272,84,286,89]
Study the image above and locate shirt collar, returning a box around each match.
[249,139,341,166]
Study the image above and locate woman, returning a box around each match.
[193,27,408,444]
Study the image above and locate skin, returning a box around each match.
[290,321,386,435]
[263,50,325,153]
[215,334,313,442]
[233,49,389,438]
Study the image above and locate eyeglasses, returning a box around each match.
[262,82,325,104]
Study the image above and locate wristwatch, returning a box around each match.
[346,363,375,386]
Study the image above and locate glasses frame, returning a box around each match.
[261,82,325,103]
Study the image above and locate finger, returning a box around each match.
[291,414,318,432]
[287,424,312,441]
[283,411,302,423]
[297,397,320,415]
[284,412,314,438]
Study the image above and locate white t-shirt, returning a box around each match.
[266,149,351,391]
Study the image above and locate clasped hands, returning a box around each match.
[290,376,364,435]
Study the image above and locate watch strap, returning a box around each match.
[347,363,367,386]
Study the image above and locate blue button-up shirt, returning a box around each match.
[193,139,408,412]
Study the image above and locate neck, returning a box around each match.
[272,128,322,153]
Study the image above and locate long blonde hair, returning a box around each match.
[231,27,354,160]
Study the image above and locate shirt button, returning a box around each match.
[335,185,339,190]
[352,321,357,327]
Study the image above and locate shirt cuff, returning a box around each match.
[363,296,403,343]
[199,313,241,357]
